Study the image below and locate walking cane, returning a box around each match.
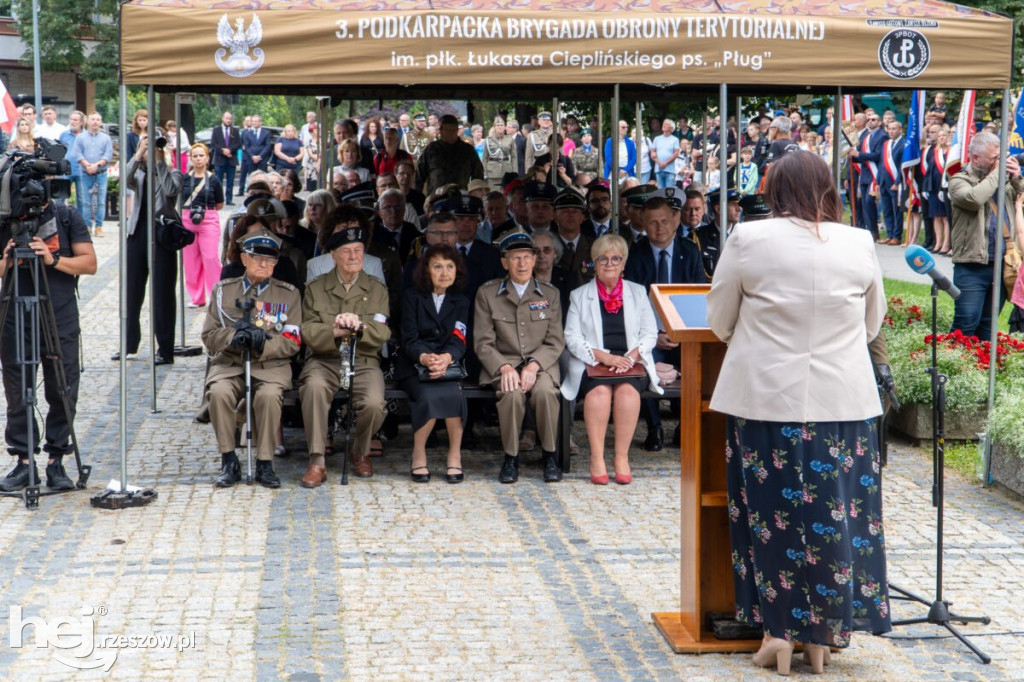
[236,298,257,485]
[339,328,361,486]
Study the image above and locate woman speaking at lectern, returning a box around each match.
[706,151,891,675]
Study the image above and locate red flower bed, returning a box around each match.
[884,297,924,328]
[923,329,1024,370]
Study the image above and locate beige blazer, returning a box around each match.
[707,218,885,422]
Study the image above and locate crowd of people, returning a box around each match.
[28,93,1024,672]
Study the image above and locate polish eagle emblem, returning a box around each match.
[214,14,265,78]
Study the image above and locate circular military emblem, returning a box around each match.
[878,29,930,80]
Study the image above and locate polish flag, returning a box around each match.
[840,95,855,122]
[946,90,976,177]
[0,78,17,135]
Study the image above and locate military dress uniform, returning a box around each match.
[571,132,601,176]
[299,242,391,478]
[202,241,302,489]
[474,230,565,482]
[525,111,554,170]
[484,133,518,189]
[400,115,434,162]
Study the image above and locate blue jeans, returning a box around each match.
[951,262,1003,341]
[215,163,236,203]
[656,170,676,188]
[77,171,108,228]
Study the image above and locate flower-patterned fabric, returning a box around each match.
[726,416,891,647]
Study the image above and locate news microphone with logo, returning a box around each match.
[905,245,961,300]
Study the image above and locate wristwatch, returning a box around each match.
[49,252,60,269]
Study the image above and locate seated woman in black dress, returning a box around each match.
[561,234,661,485]
[397,244,470,484]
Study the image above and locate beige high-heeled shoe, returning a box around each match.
[752,637,795,675]
[803,644,831,674]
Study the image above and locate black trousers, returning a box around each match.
[125,227,177,358]
[1,305,81,458]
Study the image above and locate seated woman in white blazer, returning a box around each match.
[561,234,661,485]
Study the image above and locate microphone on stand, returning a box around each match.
[905,245,961,300]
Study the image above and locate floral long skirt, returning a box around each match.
[726,416,892,647]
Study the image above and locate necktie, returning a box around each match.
[459,245,469,258]
[565,240,575,263]
[596,224,607,237]
[658,249,670,283]
[224,126,229,142]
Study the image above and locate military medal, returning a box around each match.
[275,323,283,332]
[254,318,264,328]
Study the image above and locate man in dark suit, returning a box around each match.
[522,180,558,233]
[624,194,705,451]
[240,114,272,198]
[508,120,527,178]
[877,120,906,245]
[848,110,886,240]
[552,189,593,288]
[449,194,504,303]
[210,111,241,205]
[581,182,616,241]
[372,188,420,266]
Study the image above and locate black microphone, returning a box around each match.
[905,245,961,300]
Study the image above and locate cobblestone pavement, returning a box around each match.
[0,222,1022,680]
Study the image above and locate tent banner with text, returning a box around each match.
[120,7,1013,89]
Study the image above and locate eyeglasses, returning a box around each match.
[595,255,624,266]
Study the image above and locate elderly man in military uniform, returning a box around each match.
[203,230,302,489]
[571,128,601,177]
[483,117,518,189]
[525,111,554,170]
[298,225,390,484]
[474,229,565,484]
[400,113,433,162]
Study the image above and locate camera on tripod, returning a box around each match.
[0,139,71,244]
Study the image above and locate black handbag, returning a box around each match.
[155,209,195,251]
[416,361,467,382]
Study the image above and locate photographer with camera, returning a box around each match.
[180,143,224,308]
[114,133,183,365]
[0,151,97,492]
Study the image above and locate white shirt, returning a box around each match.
[35,121,67,142]
[511,280,529,299]
[432,292,445,313]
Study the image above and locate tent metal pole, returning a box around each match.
[552,96,560,189]
[719,83,728,253]
[984,88,1012,487]
[147,86,159,412]
[119,86,129,493]
[635,101,642,181]
[611,85,620,232]
[833,87,843,189]
[175,95,186,349]
[597,102,604,181]
[701,112,709,185]
[317,96,332,191]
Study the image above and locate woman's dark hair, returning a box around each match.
[281,168,302,194]
[317,205,370,252]
[227,215,271,265]
[762,150,842,226]
[412,243,467,294]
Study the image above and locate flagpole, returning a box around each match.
[30,0,41,118]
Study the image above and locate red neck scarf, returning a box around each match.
[597,277,623,314]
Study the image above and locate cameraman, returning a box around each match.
[0,188,97,492]
[115,133,183,365]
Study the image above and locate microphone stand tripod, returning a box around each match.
[887,282,991,663]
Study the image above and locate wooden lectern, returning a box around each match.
[649,284,760,654]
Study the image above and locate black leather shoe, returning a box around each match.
[0,461,38,492]
[671,424,681,447]
[154,354,173,366]
[410,466,430,483]
[498,454,519,484]
[45,461,74,490]
[644,426,664,452]
[255,460,281,489]
[214,452,241,488]
[445,466,464,484]
[542,452,562,482]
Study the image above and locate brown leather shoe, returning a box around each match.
[351,452,373,478]
[886,238,901,245]
[300,463,327,488]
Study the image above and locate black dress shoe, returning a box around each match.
[671,424,681,447]
[214,452,241,487]
[45,461,74,490]
[498,454,519,484]
[411,466,430,483]
[255,460,281,488]
[446,466,464,484]
[542,452,562,482]
[154,354,173,366]
[644,426,664,452]
[0,461,38,492]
